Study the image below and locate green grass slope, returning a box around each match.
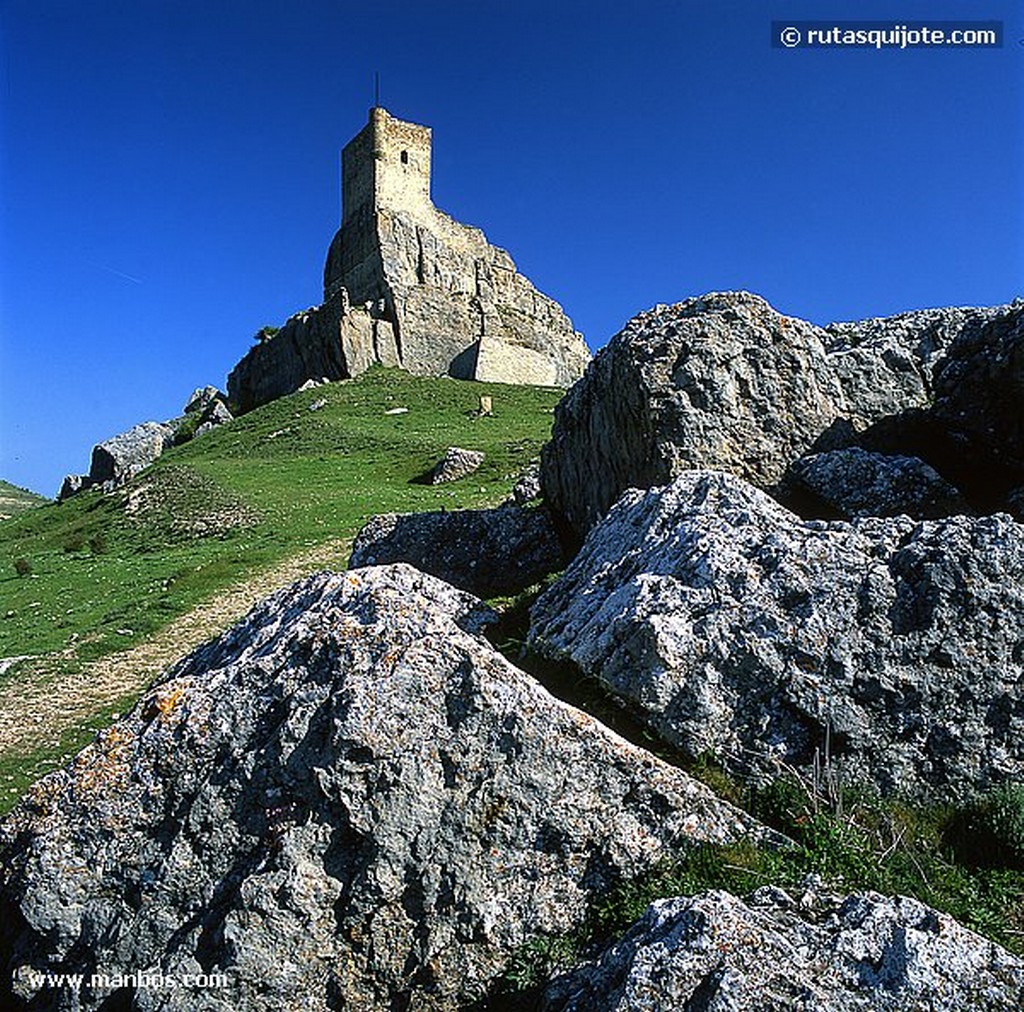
[0,480,49,520]
[0,368,560,669]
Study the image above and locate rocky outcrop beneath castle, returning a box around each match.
[226,297,401,415]
[328,205,590,386]
[349,506,563,598]
[543,885,1024,1011]
[0,565,775,1011]
[528,470,1024,802]
[229,210,590,414]
[58,391,233,501]
[540,292,1021,544]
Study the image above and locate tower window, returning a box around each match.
[400,150,409,164]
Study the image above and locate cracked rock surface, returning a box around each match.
[529,470,1024,800]
[0,565,773,1011]
[542,884,1024,1011]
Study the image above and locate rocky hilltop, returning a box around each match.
[228,108,591,413]
[4,288,1024,1010]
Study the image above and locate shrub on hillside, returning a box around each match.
[980,784,1024,865]
[13,557,32,577]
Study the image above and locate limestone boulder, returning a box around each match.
[505,462,542,506]
[57,474,89,502]
[540,292,845,544]
[789,448,970,519]
[933,302,1024,473]
[543,885,1024,1011]
[349,506,563,598]
[540,293,1020,545]
[194,399,234,439]
[528,470,1024,801]
[89,421,174,487]
[823,304,1009,432]
[226,296,397,414]
[183,385,225,415]
[428,446,485,484]
[0,565,775,1012]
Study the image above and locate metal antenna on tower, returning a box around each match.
[374,72,380,109]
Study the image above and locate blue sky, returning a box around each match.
[1,0,1021,497]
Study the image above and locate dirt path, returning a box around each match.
[0,538,352,760]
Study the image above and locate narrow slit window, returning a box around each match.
[400,150,409,164]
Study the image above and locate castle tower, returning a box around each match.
[229,107,591,412]
[341,107,433,227]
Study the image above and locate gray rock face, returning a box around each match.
[349,506,563,598]
[543,885,1024,1011]
[541,292,1020,544]
[528,470,1024,800]
[428,446,485,484]
[226,297,396,414]
[823,304,1009,432]
[194,399,234,439]
[506,462,542,506]
[90,422,174,486]
[60,421,177,499]
[57,474,88,502]
[541,292,845,544]
[933,303,1024,471]
[183,386,225,415]
[0,565,774,1012]
[790,448,970,519]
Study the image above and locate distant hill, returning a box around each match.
[0,480,49,520]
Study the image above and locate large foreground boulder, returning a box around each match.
[528,470,1024,801]
[540,292,844,543]
[543,885,1024,1011]
[542,292,1019,544]
[349,506,563,598]
[0,565,774,1011]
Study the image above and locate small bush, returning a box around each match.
[62,533,86,553]
[980,784,1024,865]
[254,325,280,343]
[172,413,202,446]
[13,557,32,577]
[88,533,109,555]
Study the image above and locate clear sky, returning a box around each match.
[1,0,1021,497]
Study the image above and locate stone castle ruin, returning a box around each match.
[227,107,591,412]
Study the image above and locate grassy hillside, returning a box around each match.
[0,480,49,520]
[0,368,559,671]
